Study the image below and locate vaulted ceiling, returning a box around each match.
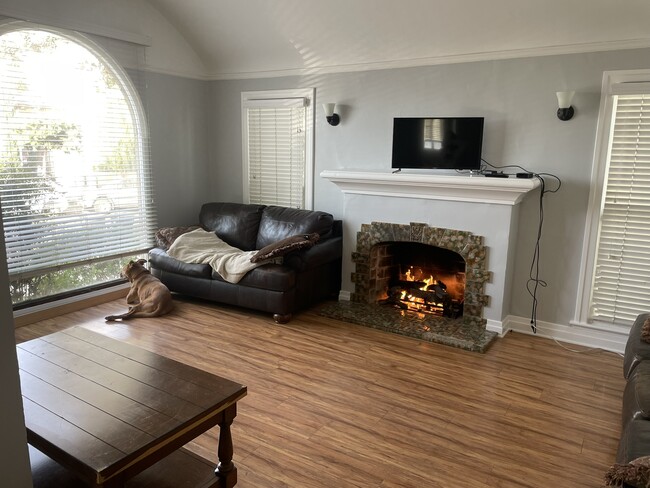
[147,0,650,79]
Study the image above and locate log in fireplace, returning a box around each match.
[351,221,490,328]
[373,242,466,318]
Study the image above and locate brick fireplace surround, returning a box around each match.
[351,221,490,327]
[320,170,539,348]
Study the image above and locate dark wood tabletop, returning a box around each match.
[18,327,247,487]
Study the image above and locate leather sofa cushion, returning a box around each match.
[211,263,295,292]
[199,202,265,251]
[148,248,212,278]
[256,206,334,250]
[617,417,650,463]
[624,313,650,379]
[622,361,650,430]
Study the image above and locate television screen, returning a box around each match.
[391,117,484,170]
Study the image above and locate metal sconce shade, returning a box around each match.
[323,103,340,126]
[556,91,575,121]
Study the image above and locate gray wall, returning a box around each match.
[144,71,212,227]
[207,47,650,327]
[209,77,302,203]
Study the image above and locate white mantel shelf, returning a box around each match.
[320,170,540,205]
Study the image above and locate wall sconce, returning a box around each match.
[323,103,340,126]
[556,91,575,121]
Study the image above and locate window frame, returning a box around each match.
[573,69,650,331]
[0,20,155,306]
[241,88,315,210]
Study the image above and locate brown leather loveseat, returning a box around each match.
[617,313,650,464]
[148,202,342,323]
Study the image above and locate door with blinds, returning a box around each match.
[242,90,314,209]
[590,87,650,325]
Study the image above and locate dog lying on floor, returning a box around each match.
[105,259,173,321]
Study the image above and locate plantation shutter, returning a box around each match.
[244,98,306,208]
[0,27,155,281]
[591,85,650,325]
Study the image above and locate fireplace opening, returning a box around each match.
[370,242,466,318]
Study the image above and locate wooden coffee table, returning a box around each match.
[17,327,247,488]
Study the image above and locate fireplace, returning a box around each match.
[370,242,466,317]
[351,221,490,327]
[320,169,540,340]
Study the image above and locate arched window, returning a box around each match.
[0,24,155,306]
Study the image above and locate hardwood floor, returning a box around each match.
[15,297,625,487]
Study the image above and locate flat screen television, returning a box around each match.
[391,117,484,170]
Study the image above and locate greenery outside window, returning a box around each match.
[0,24,155,306]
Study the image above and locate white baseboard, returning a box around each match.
[13,283,129,327]
[333,292,628,353]
[486,319,505,336]
[501,314,628,354]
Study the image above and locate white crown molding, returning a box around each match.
[205,38,650,81]
[142,64,211,81]
[0,6,151,46]
[3,4,649,82]
[321,170,540,206]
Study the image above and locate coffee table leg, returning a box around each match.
[215,404,238,488]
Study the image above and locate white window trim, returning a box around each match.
[0,21,155,304]
[572,69,650,331]
[241,88,315,210]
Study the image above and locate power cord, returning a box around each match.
[479,159,561,333]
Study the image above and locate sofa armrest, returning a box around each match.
[283,236,342,271]
[624,312,650,379]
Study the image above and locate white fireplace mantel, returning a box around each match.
[320,169,540,205]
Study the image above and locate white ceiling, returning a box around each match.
[147,0,650,79]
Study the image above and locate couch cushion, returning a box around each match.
[148,248,212,278]
[211,263,295,292]
[199,202,265,251]
[154,225,199,250]
[618,418,650,464]
[625,313,650,379]
[623,361,650,431]
[255,206,334,250]
[250,233,320,263]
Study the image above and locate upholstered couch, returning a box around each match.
[619,313,650,461]
[607,313,650,486]
[148,202,342,323]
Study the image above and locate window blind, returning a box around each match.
[591,92,650,324]
[0,27,155,289]
[244,98,306,208]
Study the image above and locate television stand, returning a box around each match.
[392,168,401,174]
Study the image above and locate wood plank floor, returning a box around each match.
[15,296,625,487]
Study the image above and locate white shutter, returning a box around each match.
[244,98,306,208]
[591,92,650,324]
[0,28,155,283]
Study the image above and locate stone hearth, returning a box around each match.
[319,221,495,352]
[351,221,490,325]
[318,301,496,352]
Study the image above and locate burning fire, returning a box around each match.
[400,268,440,307]
[386,265,462,318]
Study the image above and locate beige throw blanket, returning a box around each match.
[167,228,263,283]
